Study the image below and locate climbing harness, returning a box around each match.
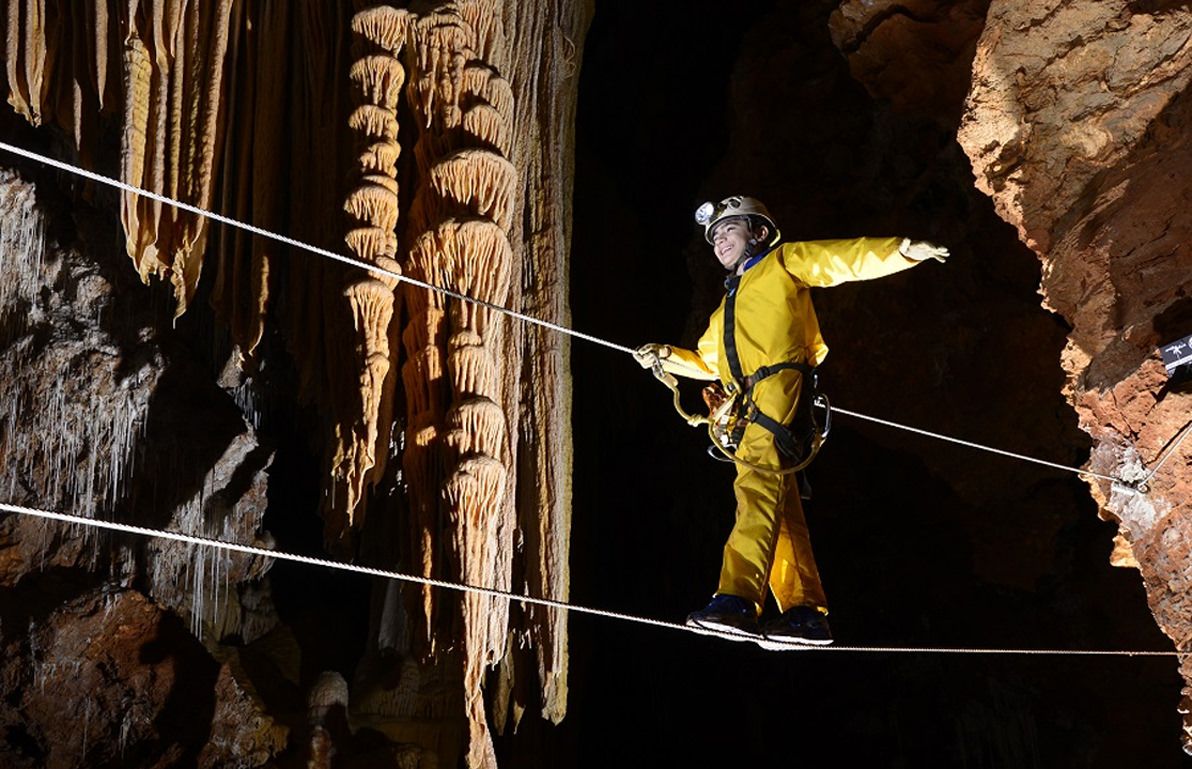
[646,261,832,477]
[646,351,830,476]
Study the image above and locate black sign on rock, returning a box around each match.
[1160,332,1192,380]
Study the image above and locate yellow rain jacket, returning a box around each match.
[661,237,924,614]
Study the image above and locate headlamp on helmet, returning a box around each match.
[694,195,780,245]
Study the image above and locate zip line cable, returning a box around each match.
[0,500,1183,658]
[0,140,1146,487]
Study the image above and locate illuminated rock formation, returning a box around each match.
[958,0,1192,751]
[1,1,589,766]
[328,5,408,538]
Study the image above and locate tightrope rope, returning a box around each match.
[1,501,1182,657]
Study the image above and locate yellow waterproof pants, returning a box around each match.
[716,371,827,614]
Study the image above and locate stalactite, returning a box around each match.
[462,63,513,125]
[445,397,506,460]
[400,6,520,764]
[116,0,234,318]
[426,149,517,232]
[462,103,512,157]
[443,454,506,769]
[325,2,411,540]
[211,0,289,365]
[350,4,409,56]
[3,0,48,127]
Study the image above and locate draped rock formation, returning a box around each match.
[957,0,1192,751]
[1,1,590,766]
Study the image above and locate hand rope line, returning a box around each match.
[0,145,1142,487]
[0,501,1183,658]
[0,140,635,357]
[1143,419,1192,485]
[830,406,1127,486]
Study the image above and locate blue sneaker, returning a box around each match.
[757,605,833,649]
[685,594,759,640]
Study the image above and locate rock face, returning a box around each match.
[0,167,284,766]
[958,0,1192,751]
[0,2,591,767]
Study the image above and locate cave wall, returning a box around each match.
[958,0,1192,750]
[0,1,591,767]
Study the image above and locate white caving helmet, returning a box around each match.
[695,195,781,246]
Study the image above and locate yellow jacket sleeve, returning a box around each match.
[660,317,721,381]
[780,237,920,288]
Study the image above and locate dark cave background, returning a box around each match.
[544,0,1186,767]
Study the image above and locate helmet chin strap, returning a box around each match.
[728,237,760,274]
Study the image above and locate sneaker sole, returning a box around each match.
[685,618,758,642]
[755,635,834,651]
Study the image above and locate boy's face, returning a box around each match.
[710,217,753,270]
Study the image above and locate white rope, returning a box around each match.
[0,501,677,632]
[1143,419,1192,485]
[0,140,1139,487]
[0,500,1184,657]
[0,140,635,357]
[831,406,1128,486]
